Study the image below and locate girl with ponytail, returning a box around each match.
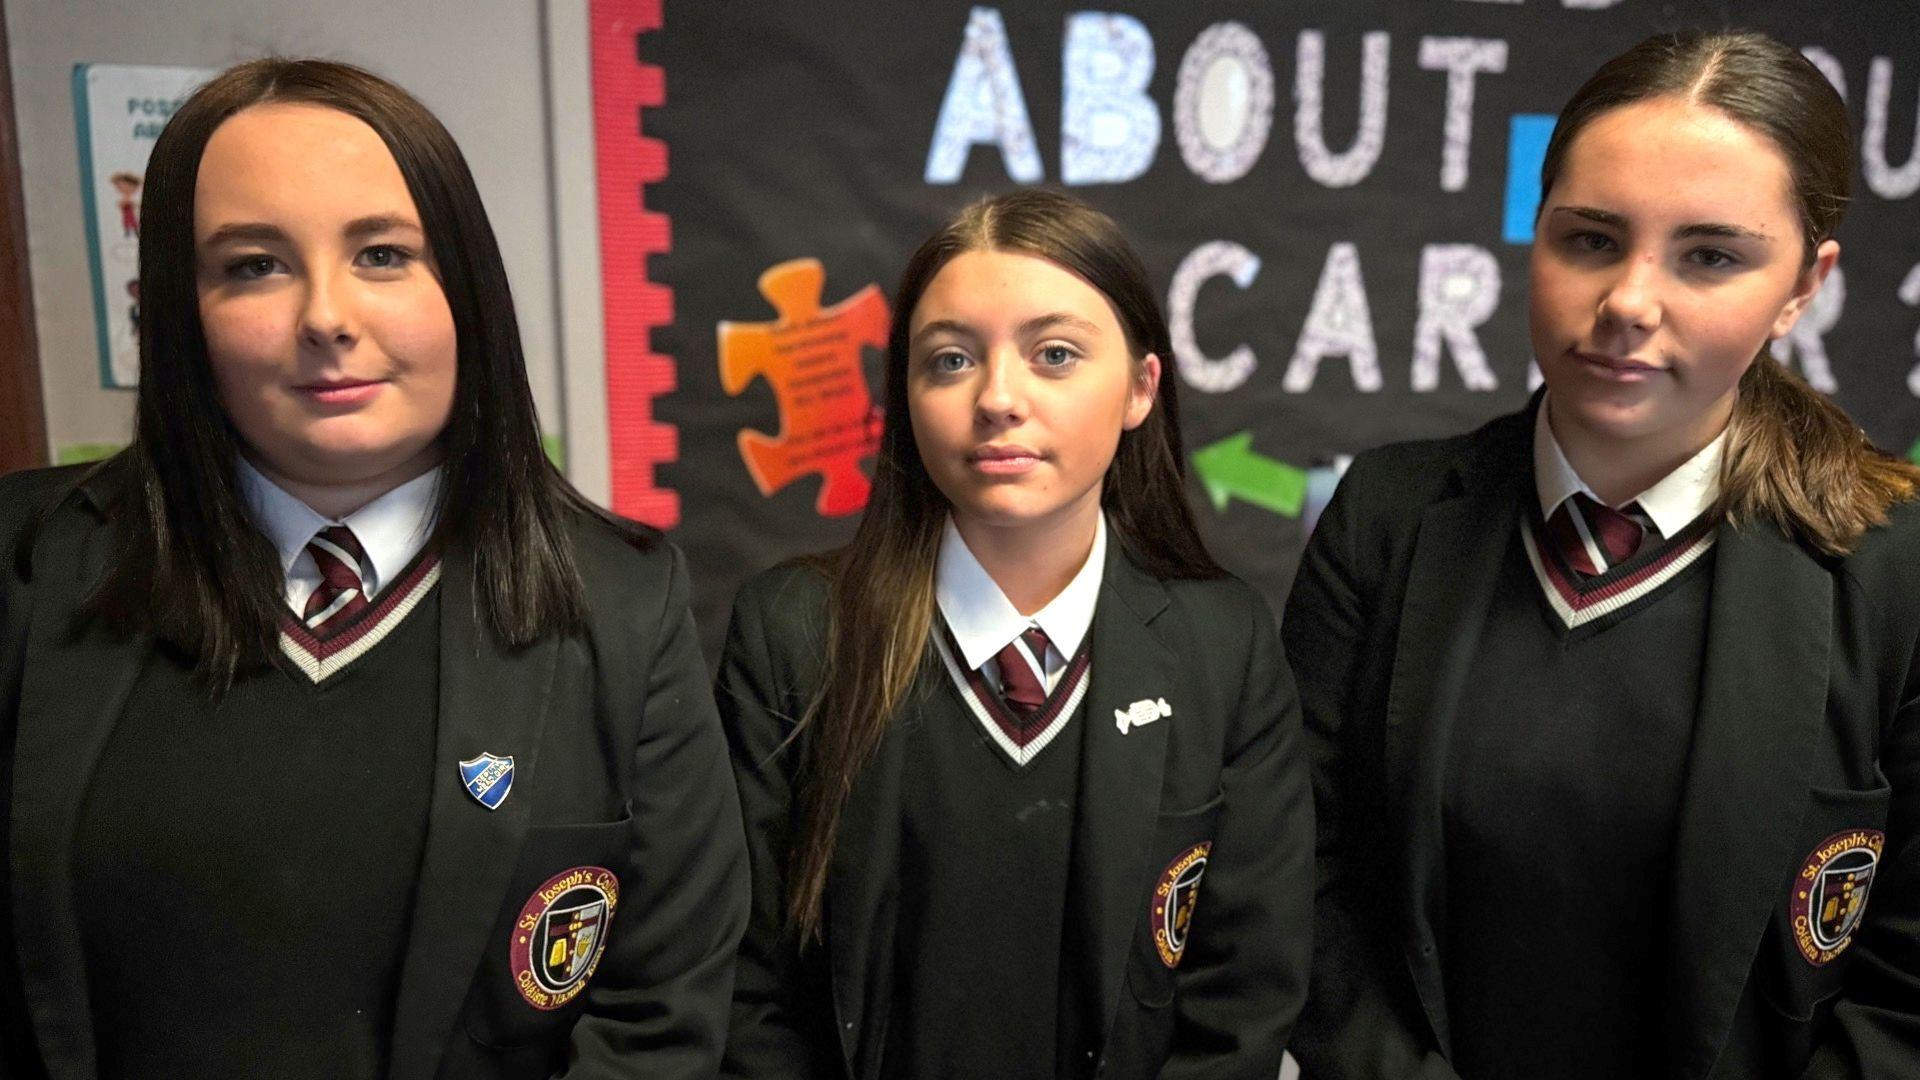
[1287,29,1920,1079]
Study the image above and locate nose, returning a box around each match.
[973,349,1028,428]
[298,268,358,352]
[1595,252,1662,339]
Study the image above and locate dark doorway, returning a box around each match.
[0,3,47,476]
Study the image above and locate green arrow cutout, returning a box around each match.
[1192,431,1309,518]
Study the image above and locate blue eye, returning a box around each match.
[357,244,414,270]
[224,254,280,280]
[1038,344,1077,368]
[930,351,970,374]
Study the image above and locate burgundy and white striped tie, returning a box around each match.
[1547,493,1658,577]
[990,626,1053,718]
[303,525,371,638]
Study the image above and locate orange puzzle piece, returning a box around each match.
[718,258,889,517]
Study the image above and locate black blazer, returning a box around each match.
[1283,402,1920,1079]
[715,547,1313,1080]
[0,463,750,1080]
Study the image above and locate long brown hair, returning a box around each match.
[786,190,1222,937]
[1541,29,1918,555]
[85,58,650,688]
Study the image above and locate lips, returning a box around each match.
[967,443,1045,476]
[1571,350,1664,379]
[295,377,386,406]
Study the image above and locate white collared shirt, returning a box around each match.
[238,457,441,614]
[935,513,1106,694]
[1534,396,1725,540]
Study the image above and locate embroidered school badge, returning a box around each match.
[1152,842,1212,968]
[510,866,621,1010]
[459,753,515,810]
[1790,829,1884,966]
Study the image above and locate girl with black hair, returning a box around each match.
[1288,29,1920,1079]
[717,189,1312,1080]
[0,58,746,1080]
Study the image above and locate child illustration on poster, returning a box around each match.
[73,63,212,389]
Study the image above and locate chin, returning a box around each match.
[948,493,1069,531]
[1551,391,1668,442]
[291,443,428,485]
[952,503,1049,529]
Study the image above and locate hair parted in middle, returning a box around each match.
[1538,28,1917,555]
[85,57,650,689]
[783,188,1222,938]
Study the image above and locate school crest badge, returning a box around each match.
[459,752,515,810]
[510,866,621,1009]
[1153,842,1211,968]
[1790,829,1884,966]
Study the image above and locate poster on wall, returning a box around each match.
[581,1,1920,656]
[72,62,213,390]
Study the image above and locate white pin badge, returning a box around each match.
[1115,697,1172,734]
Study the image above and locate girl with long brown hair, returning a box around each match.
[1287,29,1920,1079]
[717,189,1312,1079]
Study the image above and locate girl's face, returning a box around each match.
[194,103,457,494]
[906,249,1158,540]
[1529,97,1836,454]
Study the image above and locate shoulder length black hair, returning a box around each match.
[90,57,648,687]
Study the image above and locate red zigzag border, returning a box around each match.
[590,0,679,527]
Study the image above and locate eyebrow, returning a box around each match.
[201,222,287,246]
[1549,205,1770,243]
[200,214,424,247]
[910,311,1104,348]
[1552,206,1628,229]
[343,213,424,240]
[1017,312,1103,338]
[910,319,973,347]
[1675,222,1771,242]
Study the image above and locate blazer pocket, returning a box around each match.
[463,812,634,1050]
[1759,784,1893,1022]
[1127,791,1225,1009]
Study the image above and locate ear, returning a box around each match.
[1123,353,1161,431]
[1770,239,1839,340]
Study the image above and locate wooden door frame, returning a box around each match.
[0,2,47,474]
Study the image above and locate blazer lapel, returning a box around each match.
[1383,409,1531,1056]
[9,482,142,1080]
[387,545,560,1080]
[826,681,909,1077]
[1665,522,1830,1079]
[822,549,1178,1073]
[1071,548,1178,1046]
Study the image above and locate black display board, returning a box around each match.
[614,1,1920,657]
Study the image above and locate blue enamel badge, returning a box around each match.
[460,753,515,810]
